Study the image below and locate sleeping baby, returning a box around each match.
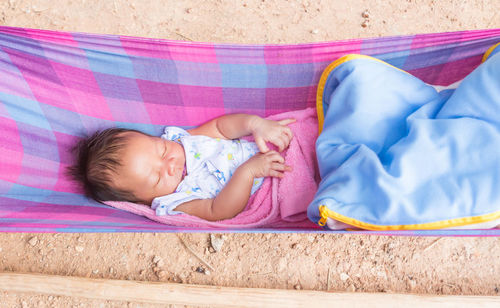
[68,114,295,221]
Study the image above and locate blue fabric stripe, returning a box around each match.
[220,63,268,88]
[0,92,52,131]
[84,48,136,79]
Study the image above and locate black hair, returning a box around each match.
[66,128,145,203]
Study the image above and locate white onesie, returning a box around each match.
[151,126,264,216]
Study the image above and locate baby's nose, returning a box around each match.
[165,156,176,176]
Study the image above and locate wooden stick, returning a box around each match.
[0,272,499,307]
[176,234,215,272]
[423,237,443,252]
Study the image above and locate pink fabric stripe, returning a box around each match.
[264,39,363,64]
[0,67,37,101]
[50,61,115,119]
[181,106,226,126]
[4,48,76,112]
[120,37,173,59]
[168,44,219,63]
[106,97,152,124]
[0,113,23,183]
[0,148,23,183]
[24,28,80,46]
[17,154,59,190]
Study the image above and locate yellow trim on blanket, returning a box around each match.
[316,54,408,133]
[318,205,500,230]
[482,42,500,63]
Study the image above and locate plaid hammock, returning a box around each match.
[1,26,499,235]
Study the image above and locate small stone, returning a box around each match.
[311,29,319,34]
[409,279,417,290]
[185,8,192,14]
[152,255,162,264]
[294,284,302,290]
[28,236,38,246]
[361,20,369,28]
[92,269,99,274]
[340,273,350,281]
[210,234,224,252]
[21,301,28,308]
[75,246,84,252]
[347,284,356,292]
[205,270,211,276]
[208,247,215,253]
[157,270,167,279]
[362,10,370,18]
[195,266,205,274]
[139,270,145,275]
[109,267,115,274]
[307,235,315,242]
[377,271,387,279]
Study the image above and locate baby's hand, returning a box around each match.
[241,151,292,179]
[250,117,295,152]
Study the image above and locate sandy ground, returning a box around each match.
[0,0,499,307]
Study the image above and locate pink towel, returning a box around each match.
[106,107,321,229]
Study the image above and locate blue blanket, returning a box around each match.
[308,45,500,230]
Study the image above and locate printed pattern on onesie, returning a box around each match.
[151,126,264,216]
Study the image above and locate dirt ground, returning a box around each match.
[0,0,499,307]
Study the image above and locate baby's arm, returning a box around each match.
[175,151,291,221]
[187,114,258,140]
[188,114,295,152]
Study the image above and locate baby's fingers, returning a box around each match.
[271,162,292,172]
[279,134,291,150]
[255,137,270,153]
[272,137,286,152]
[266,151,285,163]
[282,126,293,142]
[268,169,285,178]
[278,118,296,126]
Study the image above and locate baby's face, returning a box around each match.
[112,132,186,205]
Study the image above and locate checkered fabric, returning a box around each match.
[1,26,500,234]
